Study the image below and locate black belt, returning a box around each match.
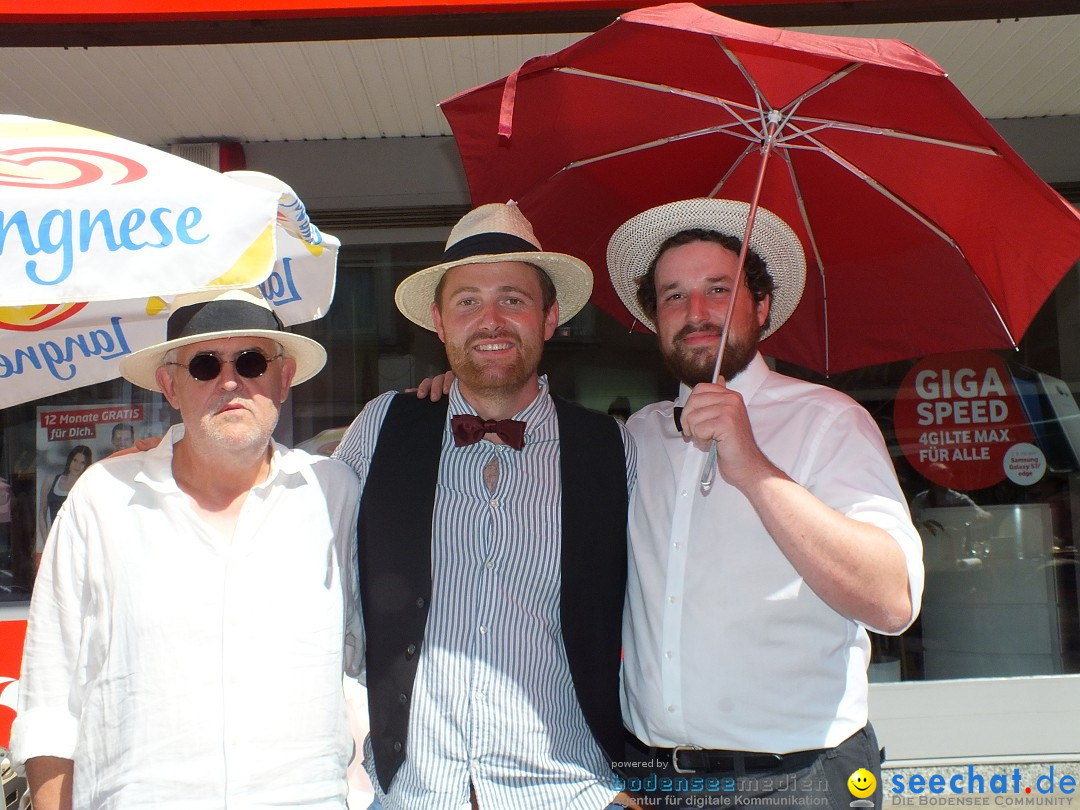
[626,732,826,776]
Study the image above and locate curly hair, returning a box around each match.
[636,229,774,327]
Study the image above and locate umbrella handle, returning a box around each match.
[700,442,718,492]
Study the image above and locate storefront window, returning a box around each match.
[0,378,177,601]
[3,234,1079,690]
[777,263,1080,683]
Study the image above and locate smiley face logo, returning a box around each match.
[848,768,877,798]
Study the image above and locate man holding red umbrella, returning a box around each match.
[607,198,924,808]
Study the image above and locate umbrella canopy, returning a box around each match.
[0,115,339,407]
[440,3,1080,375]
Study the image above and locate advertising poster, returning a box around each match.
[893,350,1042,492]
[34,401,160,551]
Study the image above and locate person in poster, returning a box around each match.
[109,423,135,453]
[35,445,92,552]
[33,404,163,557]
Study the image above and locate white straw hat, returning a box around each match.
[606,198,806,338]
[118,287,327,392]
[394,202,593,331]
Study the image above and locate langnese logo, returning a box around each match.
[890,766,1076,806]
[0,146,146,189]
[0,302,88,332]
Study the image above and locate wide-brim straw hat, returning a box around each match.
[606,198,807,339]
[118,287,327,392]
[394,202,593,331]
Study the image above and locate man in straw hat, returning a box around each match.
[606,199,923,808]
[12,288,360,810]
[334,202,635,810]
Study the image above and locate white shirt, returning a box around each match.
[11,426,362,810]
[334,377,635,810]
[622,354,923,753]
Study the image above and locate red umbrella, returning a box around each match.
[440,3,1080,375]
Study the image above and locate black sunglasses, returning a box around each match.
[168,350,282,382]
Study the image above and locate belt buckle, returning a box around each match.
[672,744,702,775]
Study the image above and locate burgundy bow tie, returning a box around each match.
[451,414,527,451]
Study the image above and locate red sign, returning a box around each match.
[38,405,145,443]
[0,0,872,22]
[894,351,1036,491]
[0,619,28,748]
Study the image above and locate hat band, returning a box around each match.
[166,299,285,342]
[441,232,540,264]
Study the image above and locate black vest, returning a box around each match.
[358,393,628,792]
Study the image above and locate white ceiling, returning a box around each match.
[0,14,1078,147]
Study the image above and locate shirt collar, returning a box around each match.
[134,423,296,492]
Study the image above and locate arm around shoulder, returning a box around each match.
[332,391,400,480]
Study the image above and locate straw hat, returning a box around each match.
[606,198,807,338]
[118,287,326,392]
[394,202,593,331]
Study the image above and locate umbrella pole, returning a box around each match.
[700,118,778,492]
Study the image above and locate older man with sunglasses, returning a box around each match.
[11,288,361,810]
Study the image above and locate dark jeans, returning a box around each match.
[615,725,883,810]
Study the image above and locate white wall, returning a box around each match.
[244,136,469,212]
[992,116,1080,184]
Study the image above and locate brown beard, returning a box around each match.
[661,322,761,386]
[444,327,540,399]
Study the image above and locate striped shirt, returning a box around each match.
[334,376,635,810]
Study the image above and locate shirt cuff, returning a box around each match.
[8,707,80,774]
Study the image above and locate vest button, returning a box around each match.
[405,644,417,658]
[398,692,409,704]
[392,741,403,753]
[416,596,426,608]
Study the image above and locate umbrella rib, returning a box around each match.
[781,132,1017,373]
[554,67,775,167]
[706,142,757,198]
[555,67,760,115]
[784,63,864,108]
[779,150,829,278]
[812,139,961,249]
[564,123,756,170]
[778,148,832,375]
[555,67,999,158]
[973,283,1020,348]
[713,37,812,150]
[783,117,1001,157]
[713,37,773,138]
[715,37,865,138]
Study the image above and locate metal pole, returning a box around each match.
[700,114,779,491]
